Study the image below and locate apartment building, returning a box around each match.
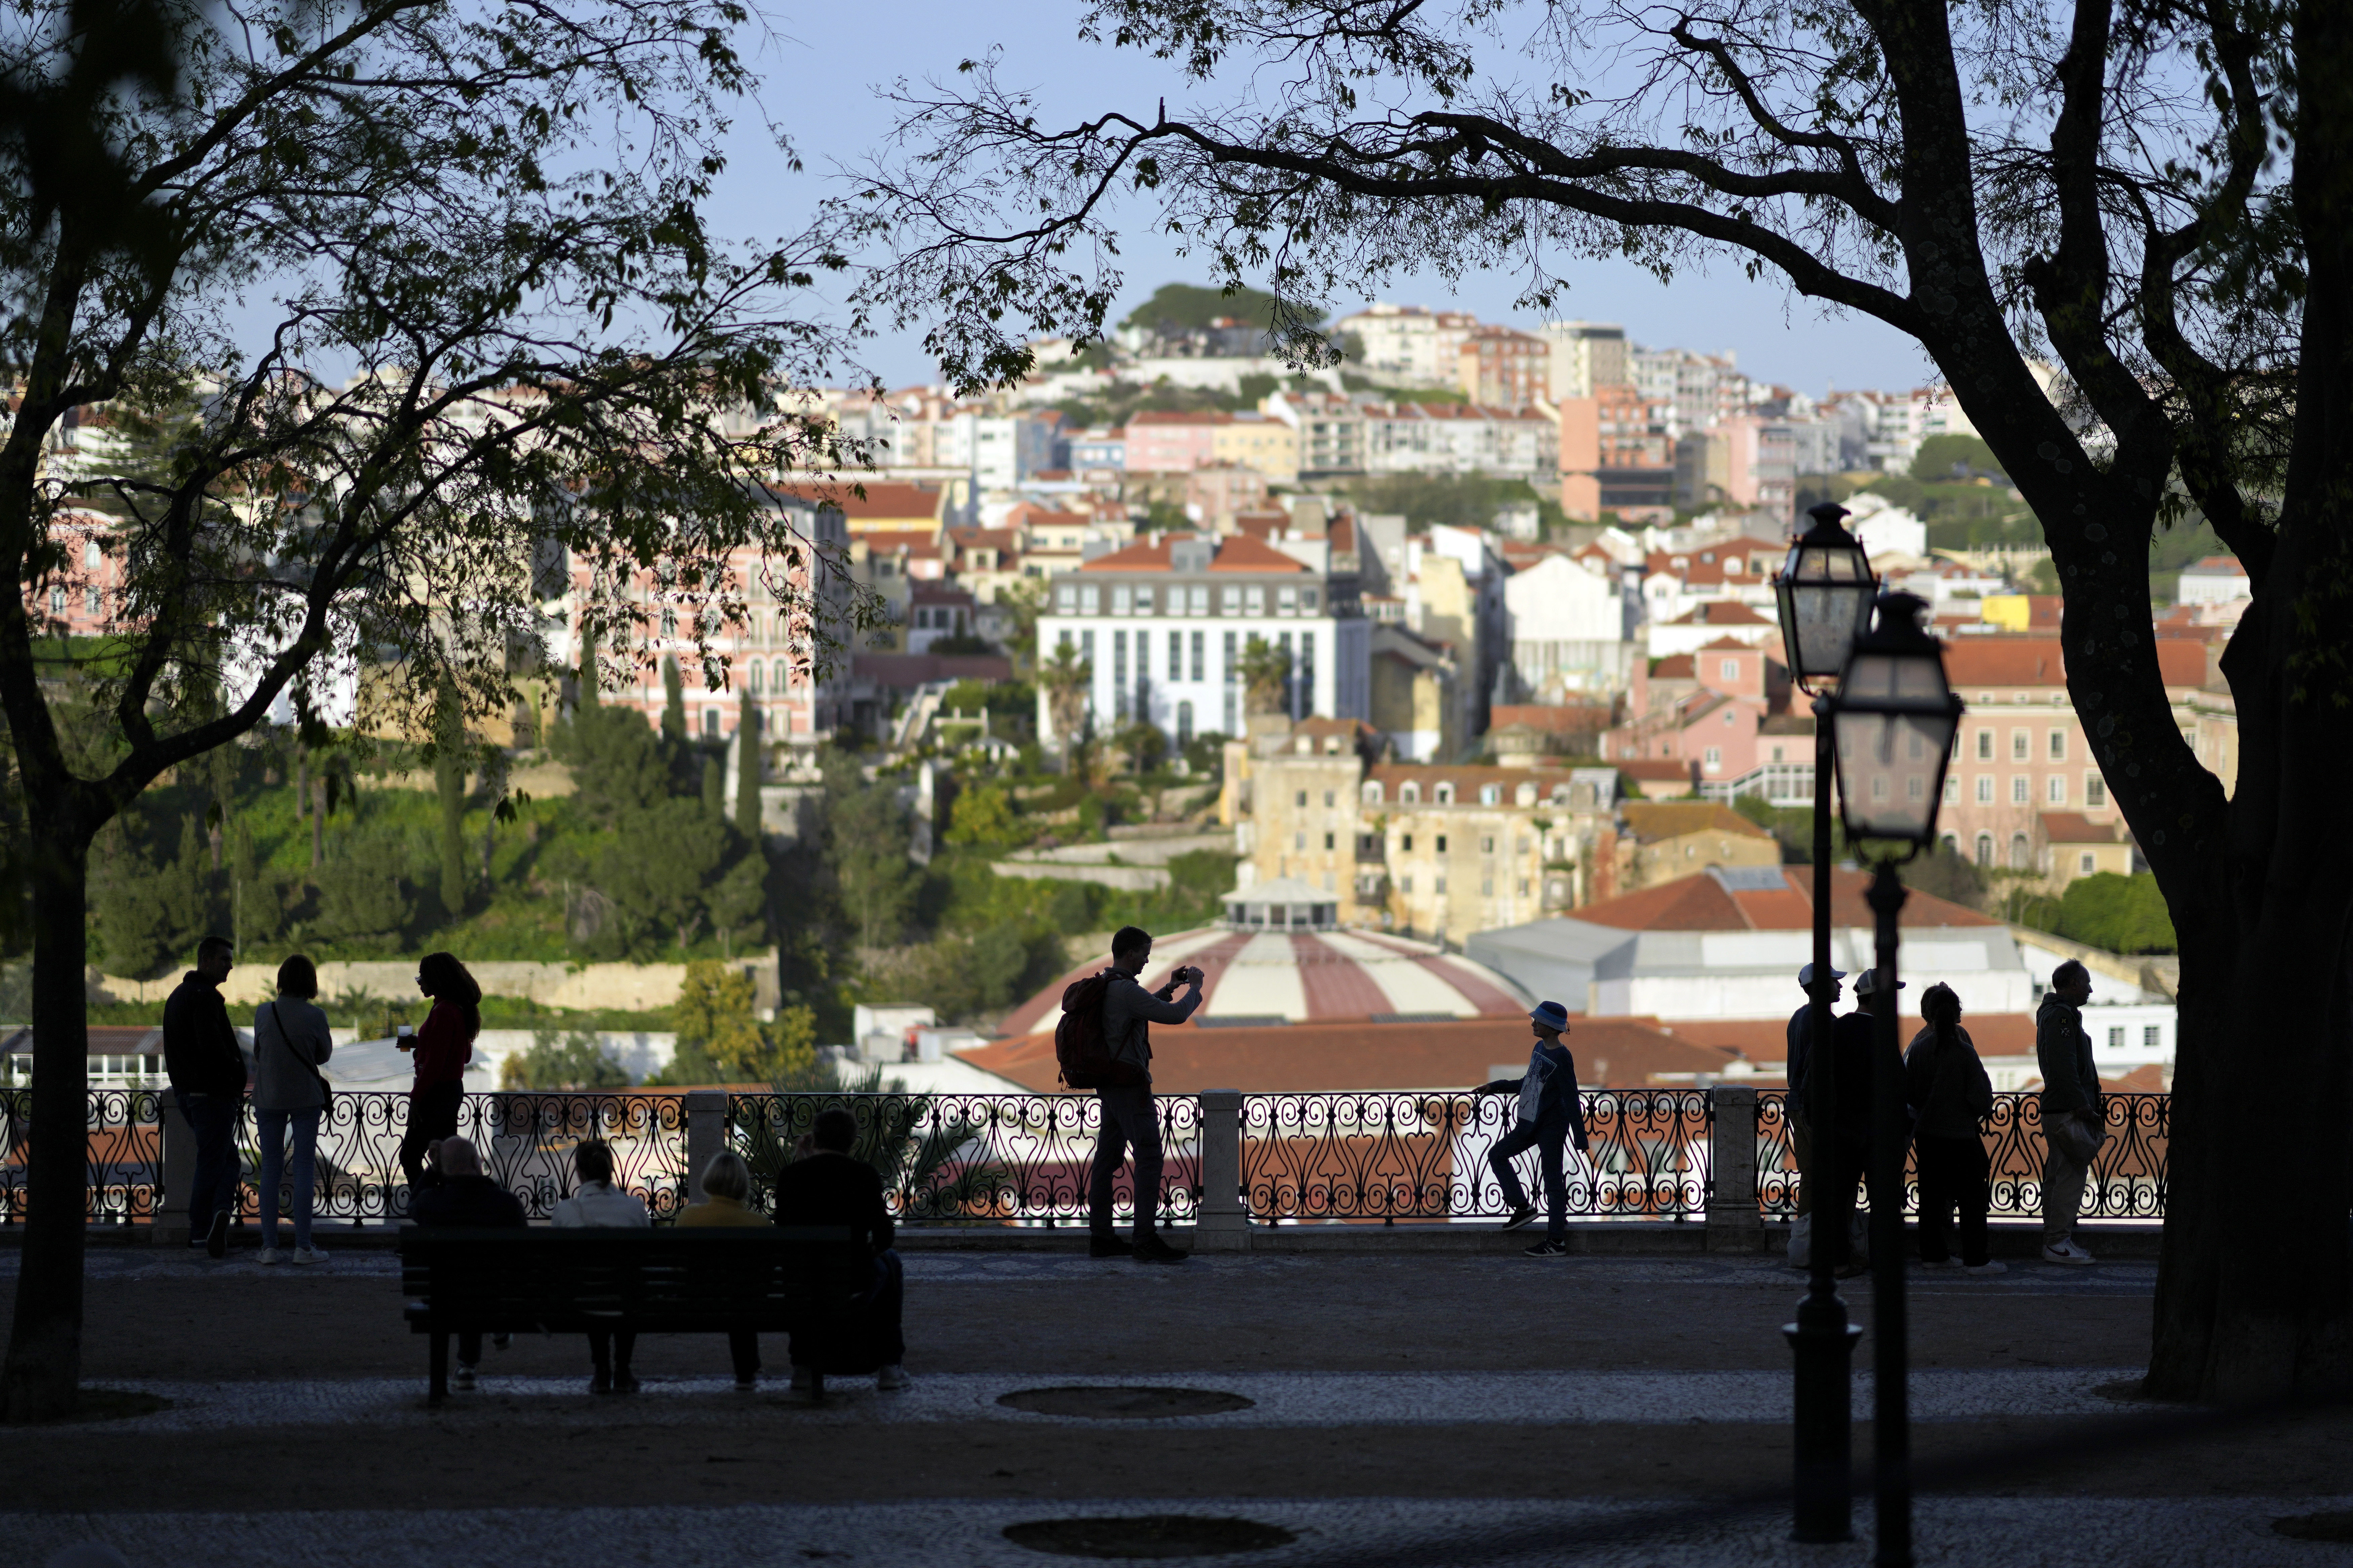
[1332,303,1481,386]
[1456,326,1551,409]
[1232,718,1623,936]
[1360,402,1558,483]
[1037,533,1370,748]
[1540,321,1628,402]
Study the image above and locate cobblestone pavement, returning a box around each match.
[15,1495,2352,1568]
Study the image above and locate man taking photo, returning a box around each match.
[1088,925,1203,1263]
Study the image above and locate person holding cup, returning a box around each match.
[397,951,482,1200]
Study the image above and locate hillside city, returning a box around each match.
[15,282,2229,1102]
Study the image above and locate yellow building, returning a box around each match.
[1613,802,1781,889]
[1209,413,1301,485]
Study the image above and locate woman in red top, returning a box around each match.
[398,951,483,1200]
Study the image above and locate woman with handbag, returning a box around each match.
[398,951,482,1200]
[253,953,335,1265]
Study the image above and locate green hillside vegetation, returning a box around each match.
[2008,872,2177,954]
[1119,282,1321,334]
[1341,472,1567,535]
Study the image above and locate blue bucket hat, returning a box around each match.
[1529,1000,1571,1031]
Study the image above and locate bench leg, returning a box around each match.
[429,1331,448,1408]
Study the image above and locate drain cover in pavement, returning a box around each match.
[2275,1512,2353,1542]
[997,1386,1254,1419]
[1004,1516,1295,1558]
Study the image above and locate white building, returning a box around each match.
[933,411,1058,493]
[2176,555,2251,605]
[1843,491,1931,559]
[1540,321,1628,402]
[1332,303,1481,386]
[1360,403,1558,483]
[1502,553,1637,700]
[1038,533,1370,748]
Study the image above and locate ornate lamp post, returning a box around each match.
[1827,591,1966,1568]
[1773,502,1877,1543]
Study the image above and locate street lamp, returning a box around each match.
[1827,590,1965,1568]
[1773,502,1876,1545]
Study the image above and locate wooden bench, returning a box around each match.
[398,1226,876,1405]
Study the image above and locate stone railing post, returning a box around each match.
[153,1092,192,1247]
[683,1090,728,1211]
[1193,1089,1248,1252]
[1705,1085,1761,1251]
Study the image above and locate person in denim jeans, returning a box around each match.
[1477,1001,1591,1257]
[162,937,246,1256]
[252,954,335,1265]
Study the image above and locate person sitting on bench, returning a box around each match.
[409,1137,524,1391]
[771,1108,906,1393]
[551,1139,650,1394]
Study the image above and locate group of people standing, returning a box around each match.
[161,936,496,1259]
[1785,956,2109,1273]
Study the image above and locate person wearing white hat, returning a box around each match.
[1476,1000,1590,1257]
[1817,969,1895,1276]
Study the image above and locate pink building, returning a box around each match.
[1602,638,1787,784]
[1123,410,1227,472]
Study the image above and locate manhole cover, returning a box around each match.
[1004,1516,1295,1559]
[2275,1512,2353,1542]
[998,1386,1254,1419]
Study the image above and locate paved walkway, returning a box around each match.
[17,1496,2353,1568]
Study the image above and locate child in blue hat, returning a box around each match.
[1477,1000,1591,1256]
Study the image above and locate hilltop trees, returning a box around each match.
[861,0,2352,1400]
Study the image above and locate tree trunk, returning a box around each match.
[1,832,90,1421]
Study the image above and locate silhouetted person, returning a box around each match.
[2037,960,2104,1265]
[1089,925,1202,1263]
[551,1138,650,1393]
[1823,967,1896,1276]
[1907,982,2002,1274]
[252,953,334,1265]
[164,936,246,1257]
[398,952,480,1200]
[410,1136,524,1390]
[772,1108,906,1392]
[1477,1000,1590,1257]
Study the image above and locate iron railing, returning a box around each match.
[727,1092,1201,1226]
[1241,1090,1715,1222]
[1754,1090,2169,1222]
[2,1089,690,1226]
[0,1086,164,1225]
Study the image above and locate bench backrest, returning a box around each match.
[398,1226,871,1332]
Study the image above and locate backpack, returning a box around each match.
[1054,970,1145,1089]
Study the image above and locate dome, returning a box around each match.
[995,924,1538,1037]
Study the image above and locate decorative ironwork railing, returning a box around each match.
[1754,1090,2168,1222]
[0,1086,164,1225]
[1240,1090,1714,1222]
[727,1092,1201,1226]
[2,1090,690,1226]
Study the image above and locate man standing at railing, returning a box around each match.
[2037,961,2104,1267]
[1090,926,1203,1264]
[163,936,247,1259]
[1476,1000,1590,1258]
[1784,962,1844,1265]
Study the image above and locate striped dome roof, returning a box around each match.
[995,926,1538,1037]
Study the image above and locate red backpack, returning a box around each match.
[1054,970,1144,1089]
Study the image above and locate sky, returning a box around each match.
[702,2,1942,397]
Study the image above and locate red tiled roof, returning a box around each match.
[1668,602,1771,626]
[1651,655,1696,679]
[1940,635,2206,690]
[813,482,943,522]
[1571,865,1995,932]
[1671,1013,2041,1063]
[1490,703,1613,734]
[957,1015,1739,1093]
[1618,759,1698,782]
[2039,812,2119,843]
[1618,803,1773,844]
[1077,534,1308,574]
[1128,409,1234,427]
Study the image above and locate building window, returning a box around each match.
[1434,783,1456,805]
[1479,784,1501,805]
[1976,776,1993,803]
[1362,781,1382,804]
[2048,775,2066,803]
[1401,782,1420,803]
[1480,878,1493,895]
[1277,586,1297,616]
[1975,833,1993,866]
[2010,731,2028,760]
[1112,585,1131,615]
[1401,875,1413,894]
[1435,835,1448,853]
[1113,630,1128,717]
[1221,585,1241,613]
[83,539,100,569]
[660,608,677,637]
[2086,774,2107,807]
[2012,776,2029,803]
[750,661,764,695]
[1133,586,1154,615]
[2048,730,2067,760]
[1245,586,1265,615]
[1294,832,1306,850]
[1190,630,1205,682]
[1719,659,1738,680]
[1704,747,1721,767]
[2109,1026,2125,1050]
[1771,746,1785,763]
[1943,775,1958,804]
[2010,832,2032,870]
[1080,585,1100,614]
[703,708,721,739]
[1323,790,1336,807]
[1402,833,1413,852]
[1324,833,1335,851]
[2145,1026,2161,1050]
[1302,587,1320,611]
[1169,629,1182,679]
[1976,730,1992,760]
[83,586,99,616]
[1295,791,1308,808]
[2078,852,2095,873]
[1479,836,1494,854]
[1189,586,1209,615]
[1434,875,1447,894]
[1177,700,1194,745]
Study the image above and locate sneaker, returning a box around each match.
[614,1373,640,1394]
[1130,1236,1189,1265]
[492,1332,513,1352]
[205,1211,229,1259]
[590,1374,614,1396]
[876,1365,910,1392]
[790,1367,812,1394]
[1087,1234,1129,1259]
[1522,1239,1569,1258]
[734,1375,758,1393]
[257,1246,284,1266]
[1961,1260,2009,1275]
[1918,1256,1959,1270]
[452,1364,477,1392]
[292,1245,329,1266]
[2041,1238,2096,1266]
[1500,1205,1539,1233]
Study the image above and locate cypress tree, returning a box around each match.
[576,620,599,710]
[700,754,724,817]
[734,688,761,838]
[660,655,687,741]
[435,680,468,917]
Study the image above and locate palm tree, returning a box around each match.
[1238,635,1291,717]
[1039,641,1091,746]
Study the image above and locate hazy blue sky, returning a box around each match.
[712,3,1942,397]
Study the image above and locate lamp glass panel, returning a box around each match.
[1780,544,1876,678]
[1831,648,1960,843]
